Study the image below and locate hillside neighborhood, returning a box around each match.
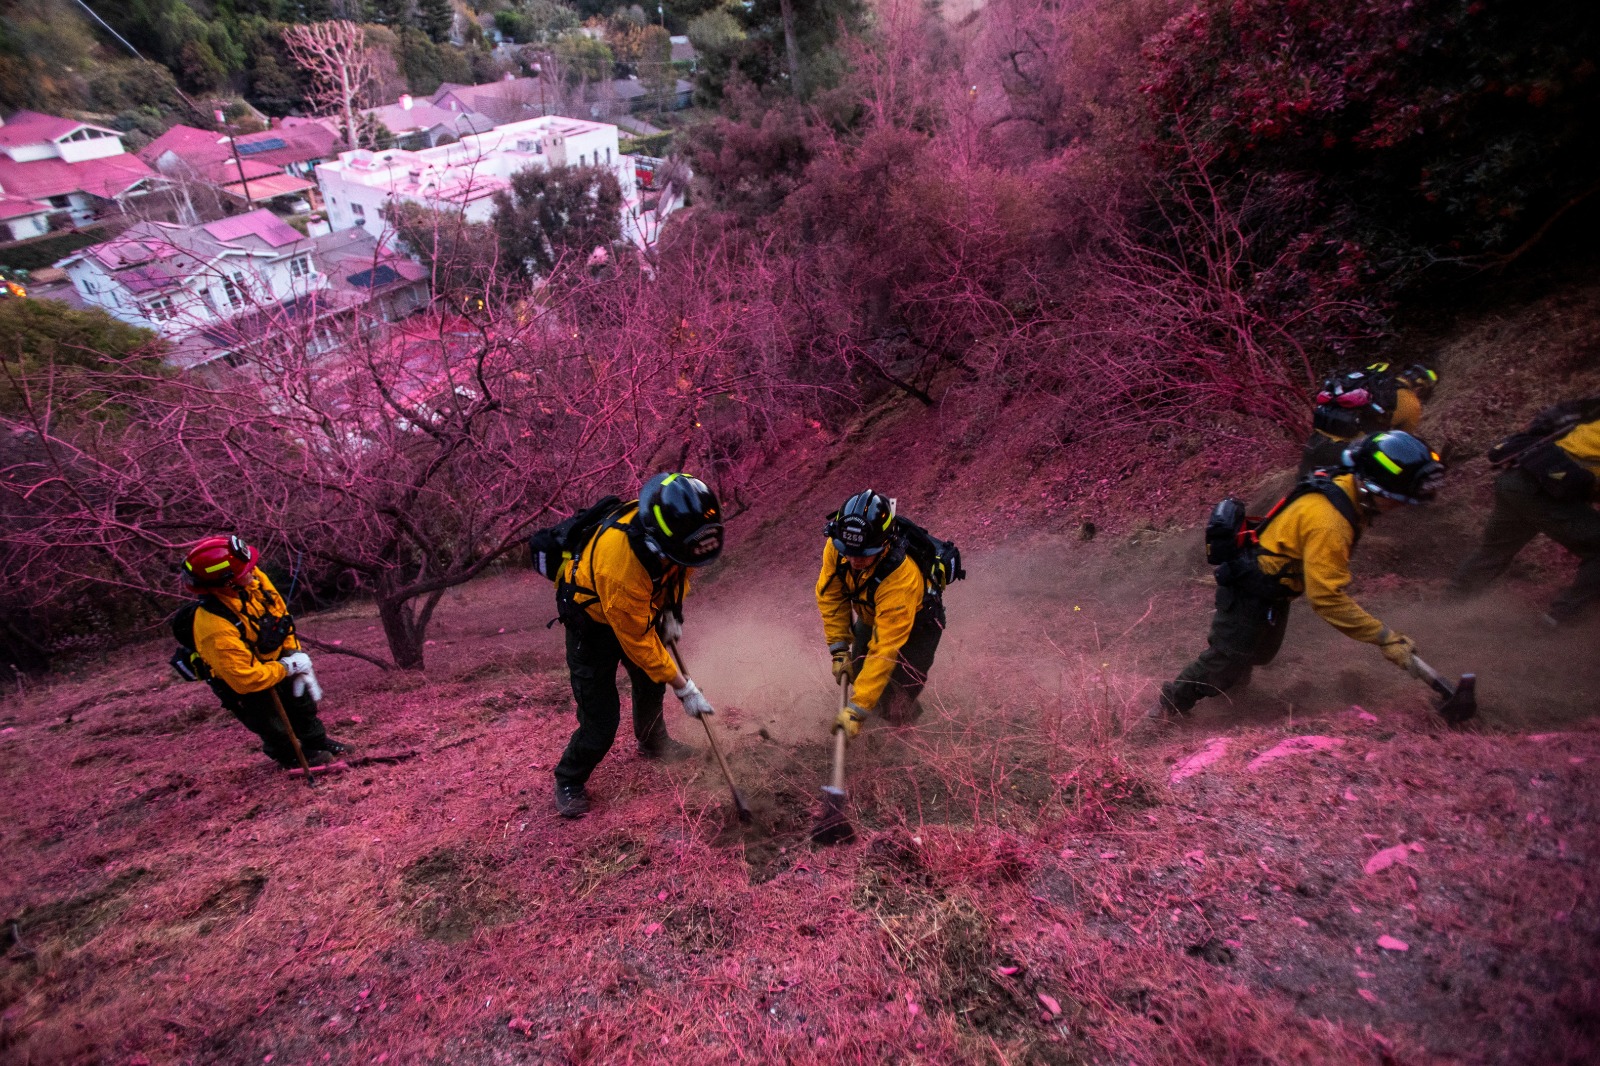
[3,2,1598,1064]
[1,71,683,367]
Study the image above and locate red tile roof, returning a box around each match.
[137,124,223,166]
[0,196,50,220]
[0,110,114,148]
[0,152,156,201]
[141,123,337,173]
[200,209,304,247]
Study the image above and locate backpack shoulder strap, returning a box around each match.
[1255,476,1362,546]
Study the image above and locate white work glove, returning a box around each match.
[657,613,683,647]
[280,652,323,702]
[674,677,714,718]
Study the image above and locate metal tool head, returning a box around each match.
[811,785,854,845]
[1438,673,1477,725]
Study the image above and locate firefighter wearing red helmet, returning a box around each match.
[177,535,346,770]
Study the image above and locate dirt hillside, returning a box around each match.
[1,270,1598,1064]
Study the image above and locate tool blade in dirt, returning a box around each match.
[668,641,752,824]
[812,682,855,845]
[1438,673,1477,724]
[812,783,854,845]
[1408,655,1478,725]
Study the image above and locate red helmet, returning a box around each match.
[182,534,259,589]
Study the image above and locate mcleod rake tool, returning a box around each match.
[1407,654,1477,724]
[811,676,855,845]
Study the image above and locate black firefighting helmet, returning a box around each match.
[1345,431,1446,504]
[828,490,896,557]
[637,473,724,567]
[1394,362,1440,402]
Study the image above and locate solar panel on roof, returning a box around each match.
[348,266,401,289]
[237,137,287,156]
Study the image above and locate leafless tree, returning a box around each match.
[283,21,379,150]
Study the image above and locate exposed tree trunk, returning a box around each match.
[778,0,803,96]
[377,595,427,670]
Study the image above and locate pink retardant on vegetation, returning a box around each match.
[1377,936,1410,952]
[1364,843,1426,876]
[1247,736,1345,772]
[1169,737,1230,783]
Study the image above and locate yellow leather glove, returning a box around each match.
[834,701,867,738]
[829,643,852,684]
[1378,630,1416,670]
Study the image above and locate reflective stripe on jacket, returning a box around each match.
[562,505,688,684]
[815,538,926,711]
[1256,474,1386,644]
[194,570,300,694]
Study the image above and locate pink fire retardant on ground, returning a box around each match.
[1170,737,1230,783]
[1247,735,1344,772]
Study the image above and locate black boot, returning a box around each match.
[637,737,694,763]
[319,738,350,756]
[554,782,591,819]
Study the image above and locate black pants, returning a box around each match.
[1450,467,1600,622]
[1299,431,1351,478]
[554,613,671,789]
[218,677,330,766]
[851,601,945,723]
[1161,586,1292,714]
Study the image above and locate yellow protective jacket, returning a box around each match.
[1556,418,1600,476]
[194,570,301,695]
[561,505,689,684]
[816,539,926,712]
[1256,474,1386,644]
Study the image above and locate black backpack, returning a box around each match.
[828,515,965,609]
[1312,364,1400,439]
[169,595,242,683]
[1205,473,1363,567]
[528,495,626,581]
[1486,396,1600,502]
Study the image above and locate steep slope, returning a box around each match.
[1,268,1597,1064]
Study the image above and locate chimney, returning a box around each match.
[400,94,413,111]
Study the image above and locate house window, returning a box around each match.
[579,153,586,167]
[223,271,246,309]
[606,147,611,164]
[290,255,313,279]
[49,195,71,208]
[352,202,364,217]
[147,296,174,322]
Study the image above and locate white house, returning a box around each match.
[0,111,158,238]
[57,209,426,366]
[315,115,641,245]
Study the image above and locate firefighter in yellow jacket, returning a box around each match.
[551,474,725,818]
[817,490,945,736]
[1450,399,1600,626]
[1156,432,1446,718]
[1300,362,1438,476]
[179,535,344,768]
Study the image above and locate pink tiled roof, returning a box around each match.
[0,196,50,220]
[201,209,304,248]
[138,124,224,166]
[0,110,113,148]
[0,152,156,201]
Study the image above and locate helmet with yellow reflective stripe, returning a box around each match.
[827,489,897,557]
[637,473,724,567]
[1394,362,1440,402]
[1345,431,1446,504]
[181,534,259,590]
